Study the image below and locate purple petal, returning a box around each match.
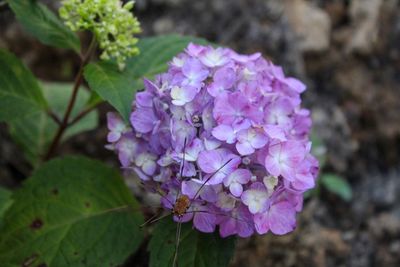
[200,186,218,202]
[229,183,243,197]
[284,77,306,93]
[143,78,159,94]
[254,212,269,234]
[193,212,216,233]
[171,86,198,106]
[115,134,139,167]
[130,108,157,133]
[142,160,156,175]
[249,130,268,149]
[268,201,296,235]
[212,125,236,143]
[264,124,287,141]
[236,141,254,155]
[203,137,221,150]
[181,180,200,199]
[233,169,252,184]
[197,148,239,174]
[185,138,204,161]
[182,162,196,177]
[135,91,153,108]
[182,58,209,84]
[200,47,229,67]
[185,43,205,56]
[107,131,121,143]
[219,218,237,237]
[214,67,236,88]
[107,112,125,130]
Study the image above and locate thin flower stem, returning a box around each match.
[44,37,97,160]
[67,103,98,127]
[47,110,62,125]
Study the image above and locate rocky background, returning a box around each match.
[1,0,400,266]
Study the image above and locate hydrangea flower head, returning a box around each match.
[60,0,141,69]
[107,43,319,237]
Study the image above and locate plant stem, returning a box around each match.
[47,110,62,125]
[68,104,99,127]
[44,38,96,160]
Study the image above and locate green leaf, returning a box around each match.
[85,91,104,109]
[0,49,47,123]
[0,187,13,221]
[7,0,80,52]
[9,83,99,166]
[84,34,209,121]
[0,156,144,267]
[149,218,236,267]
[84,62,138,122]
[321,174,352,201]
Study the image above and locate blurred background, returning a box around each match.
[1,0,399,266]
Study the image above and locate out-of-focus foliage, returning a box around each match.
[0,187,13,222]
[0,157,144,267]
[10,82,98,166]
[7,0,80,52]
[0,49,47,122]
[149,218,236,267]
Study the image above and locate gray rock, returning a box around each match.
[347,0,383,54]
[284,0,331,52]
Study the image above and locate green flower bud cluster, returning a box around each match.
[60,0,141,69]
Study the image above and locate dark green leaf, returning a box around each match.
[84,34,209,121]
[0,156,144,267]
[84,62,138,122]
[85,91,104,109]
[0,49,47,122]
[149,218,236,267]
[7,0,80,52]
[321,174,352,201]
[9,83,98,166]
[0,187,13,222]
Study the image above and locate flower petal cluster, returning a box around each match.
[107,44,319,237]
[60,0,141,69]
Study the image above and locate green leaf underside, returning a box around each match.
[149,218,236,267]
[0,157,144,267]
[0,49,47,122]
[84,34,209,121]
[321,174,352,201]
[0,187,13,222]
[9,82,98,166]
[7,0,80,52]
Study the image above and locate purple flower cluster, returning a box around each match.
[107,44,318,237]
